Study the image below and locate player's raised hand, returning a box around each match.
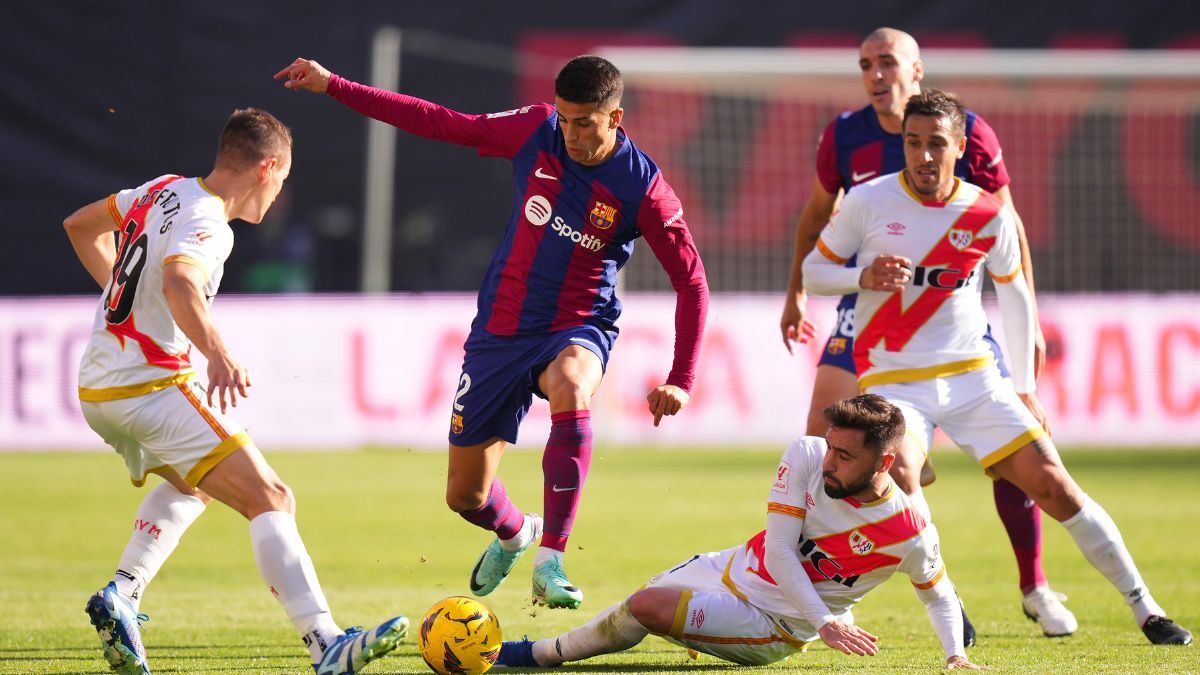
[646,384,689,427]
[206,351,251,414]
[780,290,819,354]
[274,58,332,93]
[946,654,990,670]
[817,620,878,656]
[860,254,913,292]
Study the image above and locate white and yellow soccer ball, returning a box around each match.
[417,596,503,675]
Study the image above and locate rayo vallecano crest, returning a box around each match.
[589,201,617,230]
[848,529,875,555]
[947,228,974,251]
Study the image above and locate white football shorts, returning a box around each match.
[646,548,813,666]
[867,367,1046,475]
[80,378,253,487]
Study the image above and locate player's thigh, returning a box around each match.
[806,364,860,436]
[866,383,933,489]
[987,439,1085,521]
[659,590,799,666]
[196,444,293,519]
[647,550,733,595]
[537,345,604,412]
[937,369,1047,472]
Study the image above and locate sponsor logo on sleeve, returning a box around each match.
[772,461,791,493]
[663,207,684,228]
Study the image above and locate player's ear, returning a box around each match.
[259,156,279,183]
[912,59,924,84]
[609,107,624,129]
[877,451,896,474]
[956,133,967,159]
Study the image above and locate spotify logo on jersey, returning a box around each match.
[524,195,552,226]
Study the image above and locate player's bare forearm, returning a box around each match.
[64,198,119,289]
[162,263,229,363]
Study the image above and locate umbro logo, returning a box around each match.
[851,170,877,183]
[535,167,558,181]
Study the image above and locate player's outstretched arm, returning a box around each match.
[780,177,839,353]
[163,262,250,413]
[63,197,120,289]
[274,58,331,93]
[993,185,1046,379]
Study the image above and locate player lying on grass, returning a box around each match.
[65,108,406,675]
[495,395,987,670]
[802,89,1192,647]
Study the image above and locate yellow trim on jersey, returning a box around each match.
[768,502,807,519]
[79,371,196,402]
[989,265,1022,284]
[899,172,962,206]
[815,238,849,264]
[669,589,694,639]
[107,193,123,228]
[912,564,946,590]
[130,465,175,488]
[980,427,1047,470]
[184,432,252,486]
[771,627,811,650]
[163,254,212,282]
[858,355,993,389]
[196,176,223,201]
[856,480,896,508]
[722,557,751,603]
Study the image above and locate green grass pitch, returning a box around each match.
[1,447,1197,673]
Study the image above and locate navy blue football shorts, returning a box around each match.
[448,324,615,447]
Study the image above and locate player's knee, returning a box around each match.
[244,479,294,518]
[545,378,592,411]
[445,484,486,513]
[626,589,676,635]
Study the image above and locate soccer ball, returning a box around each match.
[417,596,503,675]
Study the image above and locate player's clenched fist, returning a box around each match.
[646,384,689,427]
[274,58,332,93]
[860,253,913,292]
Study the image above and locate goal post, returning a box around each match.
[597,47,1200,294]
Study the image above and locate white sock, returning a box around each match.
[1061,496,1166,625]
[498,514,535,551]
[113,482,206,611]
[532,600,649,666]
[248,511,341,662]
[533,546,563,567]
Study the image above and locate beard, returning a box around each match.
[823,470,875,499]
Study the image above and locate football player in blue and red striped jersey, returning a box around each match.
[277,55,708,610]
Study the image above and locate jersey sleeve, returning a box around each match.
[964,114,1011,193]
[768,437,824,516]
[163,217,233,283]
[815,119,844,195]
[984,202,1022,282]
[898,523,946,590]
[636,173,709,393]
[327,74,552,159]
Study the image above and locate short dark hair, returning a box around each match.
[823,394,906,455]
[215,108,292,171]
[903,89,966,138]
[555,55,624,109]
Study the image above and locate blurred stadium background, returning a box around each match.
[2,2,1199,451]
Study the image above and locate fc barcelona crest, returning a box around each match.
[589,201,617,230]
[947,228,974,251]
[827,337,847,355]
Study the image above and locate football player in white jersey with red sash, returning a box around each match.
[494,395,986,670]
[66,108,408,675]
[802,90,1191,646]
